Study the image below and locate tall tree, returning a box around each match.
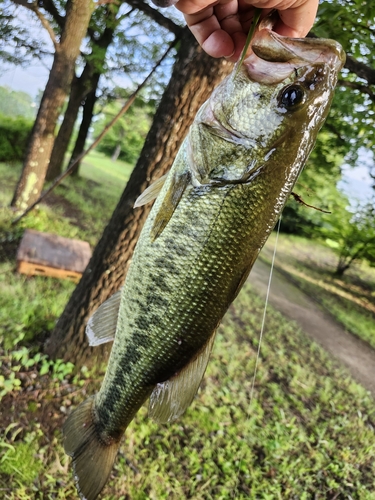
[45,3,123,181]
[46,0,182,180]
[68,80,100,175]
[10,0,93,210]
[45,29,232,365]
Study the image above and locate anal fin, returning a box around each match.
[86,289,122,346]
[149,332,216,423]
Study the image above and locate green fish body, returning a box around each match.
[63,29,345,500]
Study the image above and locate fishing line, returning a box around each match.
[233,215,281,498]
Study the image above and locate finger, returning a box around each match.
[176,0,230,15]
[185,3,241,58]
[276,0,319,37]
[226,30,247,61]
[201,29,236,58]
[244,0,319,38]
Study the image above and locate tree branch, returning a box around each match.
[38,0,65,30]
[11,0,58,48]
[309,32,375,85]
[338,79,375,104]
[125,0,182,36]
[344,54,375,85]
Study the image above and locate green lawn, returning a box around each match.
[0,285,374,499]
[79,149,133,199]
[0,158,374,499]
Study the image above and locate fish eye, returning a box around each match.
[278,85,305,109]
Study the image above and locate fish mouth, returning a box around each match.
[242,29,345,84]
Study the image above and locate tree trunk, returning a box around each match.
[70,75,100,176]
[335,260,349,276]
[11,0,93,210]
[45,70,92,181]
[111,143,122,162]
[111,127,125,161]
[45,29,232,366]
[46,17,116,181]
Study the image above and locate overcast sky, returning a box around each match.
[0,62,50,98]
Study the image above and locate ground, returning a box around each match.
[250,256,375,396]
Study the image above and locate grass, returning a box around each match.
[260,233,375,349]
[0,285,374,499]
[79,149,133,199]
[0,157,375,499]
[0,153,132,347]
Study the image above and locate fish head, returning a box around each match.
[198,29,345,185]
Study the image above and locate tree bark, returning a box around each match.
[46,15,117,181]
[45,69,92,181]
[45,29,232,366]
[70,80,100,176]
[11,0,93,210]
[111,143,122,162]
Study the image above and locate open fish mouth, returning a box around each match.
[243,29,346,84]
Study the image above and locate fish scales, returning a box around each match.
[63,28,345,500]
[96,161,288,430]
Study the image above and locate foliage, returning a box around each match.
[0,3,51,64]
[281,130,347,235]
[94,92,154,163]
[315,1,375,169]
[0,86,36,119]
[0,114,33,163]
[0,342,75,401]
[0,424,43,485]
[322,201,375,274]
[284,180,375,276]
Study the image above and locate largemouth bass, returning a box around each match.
[63,29,345,500]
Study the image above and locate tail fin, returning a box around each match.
[63,397,120,500]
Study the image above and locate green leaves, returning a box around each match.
[94,90,154,164]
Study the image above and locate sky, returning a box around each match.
[339,163,374,206]
[0,62,50,98]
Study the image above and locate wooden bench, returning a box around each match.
[16,229,92,282]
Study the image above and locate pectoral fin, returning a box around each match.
[86,289,122,346]
[134,174,168,208]
[151,171,190,241]
[148,331,216,423]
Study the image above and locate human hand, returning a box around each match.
[174,0,319,61]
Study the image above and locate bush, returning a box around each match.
[0,114,33,162]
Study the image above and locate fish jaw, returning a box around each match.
[250,29,345,74]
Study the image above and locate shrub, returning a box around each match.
[0,114,33,162]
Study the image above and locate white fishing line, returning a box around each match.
[233,215,281,498]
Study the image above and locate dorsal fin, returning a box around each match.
[148,331,216,423]
[86,289,122,346]
[134,174,168,208]
[150,170,190,241]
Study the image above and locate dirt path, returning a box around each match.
[249,258,375,396]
